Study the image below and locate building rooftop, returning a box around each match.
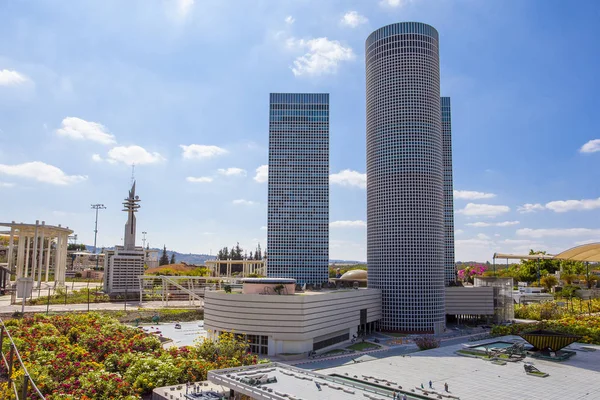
[208,336,600,400]
[321,336,600,400]
[208,363,420,400]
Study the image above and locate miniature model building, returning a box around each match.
[103,182,145,294]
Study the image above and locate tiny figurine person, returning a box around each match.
[402,394,407,400]
[444,382,449,392]
[429,380,432,389]
[421,383,424,389]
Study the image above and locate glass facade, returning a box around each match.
[441,97,456,285]
[267,93,329,285]
[366,22,446,333]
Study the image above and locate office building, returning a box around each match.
[266,93,329,285]
[442,97,456,285]
[366,22,446,333]
[104,182,146,295]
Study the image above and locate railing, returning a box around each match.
[0,318,45,399]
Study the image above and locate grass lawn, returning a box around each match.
[323,348,348,355]
[347,342,381,351]
[457,349,511,360]
[383,332,407,338]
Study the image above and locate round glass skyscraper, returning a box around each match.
[366,22,445,333]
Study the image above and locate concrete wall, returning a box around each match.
[204,288,381,355]
[445,286,494,315]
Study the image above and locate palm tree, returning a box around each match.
[561,273,577,285]
[540,275,558,292]
[581,274,599,289]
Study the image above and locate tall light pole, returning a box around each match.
[142,231,147,249]
[91,204,106,270]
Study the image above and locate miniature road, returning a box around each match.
[0,298,201,314]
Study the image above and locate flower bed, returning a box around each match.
[0,313,262,399]
[491,315,600,344]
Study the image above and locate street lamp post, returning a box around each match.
[142,232,147,249]
[91,204,106,270]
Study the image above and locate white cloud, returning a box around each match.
[186,176,213,183]
[106,145,165,165]
[454,229,464,235]
[286,37,355,76]
[254,165,268,183]
[0,182,15,188]
[380,0,411,7]
[545,197,600,213]
[260,226,267,230]
[285,15,295,24]
[453,190,496,200]
[0,161,87,185]
[0,69,28,86]
[329,169,366,189]
[217,167,246,177]
[91,154,103,162]
[516,228,600,238]
[232,199,257,206]
[330,220,366,228]
[466,221,520,227]
[476,233,491,240]
[180,144,227,160]
[176,0,194,18]
[496,221,520,227]
[574,238,600,246]
[457,203,510,217]
[56,117,116,145]
[340,11,368,28]
[579,139,600,154]
[517,203,545,213]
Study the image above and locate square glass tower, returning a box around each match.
[267,93,329,285]
[441,97,456,285]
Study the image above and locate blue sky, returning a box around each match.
[1,0,599,262]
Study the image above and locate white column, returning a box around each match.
[45,237,52,282]
[55,234,63,285]
[37,223,45,288]
[60,233,68,285]
[7,227,15,273]
[31,221,39,284]
[16,230,25,278]
[24,236,30,277]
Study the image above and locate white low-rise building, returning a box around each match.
[204,278,382,356]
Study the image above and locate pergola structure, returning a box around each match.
[492,252,555,284]
[553,242,600,262]
[0,221,73,288]
[205,259,265,278]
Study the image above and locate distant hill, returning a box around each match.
[84,245,364,266]
[85,245,215,265]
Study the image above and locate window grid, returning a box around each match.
[365,23,446,333]
[267,93,329,285]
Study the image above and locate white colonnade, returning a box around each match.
[1,221,73,287]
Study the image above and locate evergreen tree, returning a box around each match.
[170,253,176,264]
[249,251,253,260]
[159,245,169,266]
[232,242,243,260]
[255,244,262,260]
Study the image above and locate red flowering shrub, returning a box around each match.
[0,313,266,399]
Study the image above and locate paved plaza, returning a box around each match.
[320,336,600,400]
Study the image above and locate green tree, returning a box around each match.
[540,275,558,292]
[159,245,169,266]
[581,274,599,289]
[561,260,586,275]
[170,253,176,265]
[561,273,577,285]
[254,244,262,260]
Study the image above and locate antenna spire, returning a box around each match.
[131,163,135,185]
